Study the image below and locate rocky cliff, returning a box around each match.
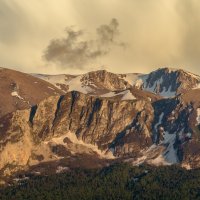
[0,91,154,178]
[1,67,200,184]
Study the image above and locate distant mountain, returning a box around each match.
[34,68,200,98]
[33,70,131,95]
[140,68,200,97]
[1,67,200,185]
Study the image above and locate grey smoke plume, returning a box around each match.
[43,18,124,68]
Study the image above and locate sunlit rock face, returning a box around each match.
[0,91,154,175]
[1,67,200,182]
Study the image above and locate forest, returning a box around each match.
[1,163,200,200]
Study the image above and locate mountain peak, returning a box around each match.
[155,67,200,78]
[1,66,200,185]
[155,67,182,73]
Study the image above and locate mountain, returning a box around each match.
[0,90,155,178]
[33,70,131,95]
[130,89,200,168]
[0,68,64,118]
[34,68,200,98]
[140,68,200,97]
[1,67,200,185]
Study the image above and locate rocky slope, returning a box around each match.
[0,68,64,118]
[130,88,200,169]
[141,68,200,97]
[1,67,200,184]
[0,91,155,178]
[33,70,131,95]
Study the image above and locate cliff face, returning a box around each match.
[0,91,154,176]
[1,67,200,182]
[176,90,200,169]
[141,68,200,97]
[81,70,131,92]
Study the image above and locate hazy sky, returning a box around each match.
[0,0,200,75]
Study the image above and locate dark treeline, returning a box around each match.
[1,163,200,200]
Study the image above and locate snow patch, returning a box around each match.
[11,91,24,100]
[130,131,178,166]
[135,79,144,88]
[154,112,164,130]
[121,90,136,100]
[100,90,136,100]
[159,86,176,98]
[67,75,93,94]
[33,74,75,92]
[163,132,178,164]
[143,74,176,97]
[100,91,116,97]
[48,86,55,90]
[122,73,143,86]
[143,76,163,94]
[33,73,96,94]
[47,132,115,159]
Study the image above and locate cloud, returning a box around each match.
[43,18,124,69]
[97,18,119,44]
[1,0,200,75]
[175,0,200,68]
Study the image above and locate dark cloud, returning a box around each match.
[43,18,124,68]
[97,18,119,44]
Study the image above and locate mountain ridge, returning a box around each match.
[33,67,200,98]
[1,66,200,184]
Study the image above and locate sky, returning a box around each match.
[0,0,200,75]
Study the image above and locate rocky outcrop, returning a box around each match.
[0,91,154,176]
[151,90,200,168]
[81,70,131,92]
[1,67,200,181]
[142,68,200,96]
